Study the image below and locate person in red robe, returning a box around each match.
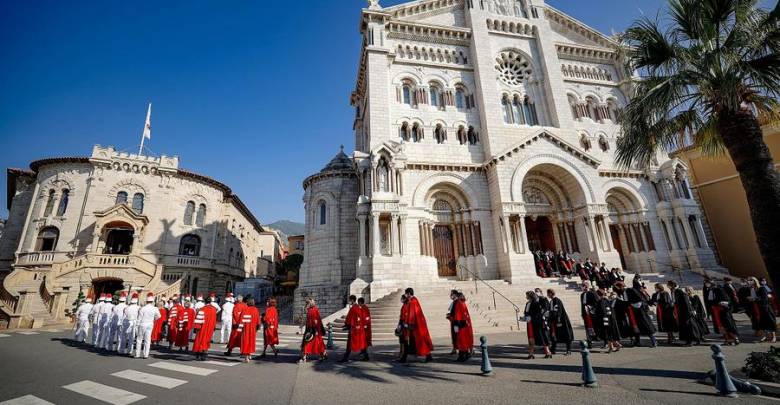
[261,297,279,358]
[192,294,218,360]
[151,300,168,346]
[175,299,195,351]
[167,295,182,350]
[225,294,246,356]
[300,297,327,363]
[452,292,474,362]
[358,297,372,355]
[340,295,369,362]
[399,288,434,363]
[238,297,260,363]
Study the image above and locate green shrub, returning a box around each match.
[743,346,780,383]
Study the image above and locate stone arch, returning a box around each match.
[392,71,423,86]
[412,173,481,209]
[600,179,649,208]
[510,154,596,204]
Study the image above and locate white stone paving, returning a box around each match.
[147,361,217,376]
[63,380,146,405]
[111,369,188,389]
[0,395,54,405]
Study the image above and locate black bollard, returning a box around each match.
[580,340,598,388]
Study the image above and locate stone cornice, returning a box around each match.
[598,169,648,179]
[543,6,618,49]
[404,162,484,172]
[302,169,357,190]
[386,20,472,46]
[487,131,601,168]
[383,0,463,19]
[556,43,618,64]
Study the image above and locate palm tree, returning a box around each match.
[616,0,780,287]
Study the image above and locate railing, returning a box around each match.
[16,251,63,265]
[0,269,24,314]
[53,253,158,279]
[175,256,201,266]
[154,278,182,298]
[457,264,522,330]
[40,278,54,313]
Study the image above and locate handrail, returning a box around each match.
[40,277,55,313]
[645,258,686,283]
[154,278,182,298]
[457,264,522,330]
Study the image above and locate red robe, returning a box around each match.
[167,304,182,344]
[175,307,195,348]
[239,305,259,355]
[402,297,434,357]
[228,302,247,350]
[360,305,372,348]
[302,306,326,355]
[344,305,367,353]
[452,299,474,352]
[151,307,168,343]
[192,305,217,352]
[263,306,279,347]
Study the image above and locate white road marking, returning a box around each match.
[0,395,55,405]
[42,329,60,333]
[0,333,10,338]
[63,380,145,405]
[16,331,38,335]
[111,369,187,389]
[202,360,240,367]
[147,361,217,376]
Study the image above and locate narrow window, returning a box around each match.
[196,204,206,227]
[411,123,421,142]
[132,193,144,214]
[402,85,412,105]
[430,86,440,107]
[434,124,445,144]
[400,122,410,141]
[56,189,69,216]
[502,95,513,124]
[512,95,524,125]
[36,227,59,251]
[524,96,537,125]
[115,191,128,205]
[44,189,56,217]
[467,126,478,145]
[457,126,466,145]
[179,234,201,256]
[184,201,195,225]
[319,202,327,225]
[455,88,465,109]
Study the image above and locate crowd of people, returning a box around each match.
[533,250,626,287]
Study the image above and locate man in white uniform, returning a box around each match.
[98,293,115,349]
[219,293,235,344]
[109,292,127,351]
[90,295,104,346]
[73,296,93,344]
[136,293,161,358]
[121,293,141,355]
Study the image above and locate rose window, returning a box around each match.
[495,51,532,86]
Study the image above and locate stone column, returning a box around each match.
[371,213,381,257]
[680,216,697,249]
[358,214,367,257]
[587,216,600,252]
[399,215,406,256]
[518,215,530,253]
[578,217,594,252]
[390,214,399,255]
[602,217,615,251]
[694,217,708,248]
[502,215,512,254]
[470,221,479,255]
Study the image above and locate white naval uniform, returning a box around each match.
[219,301,234,343]
[90,301,103,345]
[121,303,140,355]
[74,302,93,343]
[135,303,161,358]
[109,302,127,351]
[98,302,114,349]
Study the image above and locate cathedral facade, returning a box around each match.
[298,0,722,316]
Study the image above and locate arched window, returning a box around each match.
[501,94,513,124]
[429,84,443,107]
[56,189,69,216]
[434,124,446,144]
[115,191,128,205]
[455,88,466,109]
[132,193,144,214]
[43,189,56,217]
[402,84,412,105]
[580,134,592,151]
[318,201,327,225]
[585,96,597,120]
[191,277,199,295]
[457,126,467,145]
[179,234,201,256]
[607,99,621,122]
[688,215,702,248]
[524,96,538,125]
[568,94,580,119]
[196,204,206,227]
[377,160,390,192]
[512,95,525,124]
[36,226,59,251]
[411,123,422,142]
[184,201,195,225]
[467,126,478,145]
[228,248,234,265]
[400,122,410,141]
[598,136,609,152]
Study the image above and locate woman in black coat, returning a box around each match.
[546,289,574,355]
[705,280,740,345]
[669,281,703,346]
[523,291,551,359]
[625,284,658,347]
[748,277,777,342]
[596,290,622,353]
[650,283,677,344]
[686,287,710,336]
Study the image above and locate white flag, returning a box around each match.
[143,103,152,140]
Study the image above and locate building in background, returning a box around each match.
[288,235,304,256]
[673,122,779,280]
[0,145,267,328]
[256,229,284,278]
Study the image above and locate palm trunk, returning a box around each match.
[718,109,780,288]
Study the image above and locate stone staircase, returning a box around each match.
[15,279,58,326]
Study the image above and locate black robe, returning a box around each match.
[673,288,703,343]
[548,297,574,344]
[580,290,599,339]
[750,287,778,331]
[597,298,621,341]
[651,291,677,333]
[627,288,656,335]
[690,295,710,335]
[707,286,739,335]
[613,289,634,338]
[524,299,551,346]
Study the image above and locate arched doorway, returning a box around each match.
[606,187,655,272]
[90,277,125,300]
[524,216,555,252]
[103,221,134,255]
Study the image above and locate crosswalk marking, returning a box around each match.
[0,333,10,338]
[0,395,55,405]
[202,360,240,367]
[63,380,145,405]
[111,369,188,389]
[147,361,217,376]
[16,331,38,335]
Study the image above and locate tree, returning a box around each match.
[616,0,780,287]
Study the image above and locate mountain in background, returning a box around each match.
[265,220,305,245]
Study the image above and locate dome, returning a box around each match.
[321,146,352,172]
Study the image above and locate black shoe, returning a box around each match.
[424,354,433,363]
[338,358,349,363]
[362,355,369,361]
[224,351,231,356]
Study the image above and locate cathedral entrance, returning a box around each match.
[609,225,627,269]
[103,222,134,255]
[433,225,456,277]
[90,277,125,300]
[524,216,555,252]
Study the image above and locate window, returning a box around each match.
[184,201,195,225]
[580,134,592,151]
[132,193,144,214]
[402,85,412,105]
[196,204,206,227]
[457,126,467,145]
[607,100,621,123]
[502,94,513,124]
[36,226,59,251]
[56,189,69,216]
[585,97,597,120]
[411,123,422,142]
[116,191,128,205]
[467,126,478,145]
[568,95,580,119]
[598,136,609,152]
[43,189,56,217]
[400,122,410,141]
[688,216,702,248]
[523,96,538,125]
[179,234,201,256]
[434,124,446,144]
[430,85,442,107]
[319,202,327,225]
[512,95,525,124]
[455,88,466,109]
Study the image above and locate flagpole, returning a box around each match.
[139,103,152,156]
[139,135,145,155]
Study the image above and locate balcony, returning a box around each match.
[15,251,71,266]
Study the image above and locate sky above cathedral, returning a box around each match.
[0,0,703,223]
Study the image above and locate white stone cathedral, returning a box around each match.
[297,0,722,316]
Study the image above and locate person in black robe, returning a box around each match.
[535,288,550,309]
[760,277,780,316]
[523,291,551,359]
[702,278,714,319]
[546,289,574,355]
[736,278,752,314]
[685,286,710,336]
[596,290,622,353]
[611,282,633,345]
[722,277,741,312]
[705,280,740,345]
[579,282,599,348]
[668,280,702,346]
[625,283,658,347]
[650,283,677,344]
[748,277,777,342]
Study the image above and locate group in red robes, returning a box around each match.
[340,296,371,362]
[261,298,279,357]
[300,298,327,362]
[398,288,434,363]
[167,297,183,349]
[192,296,218,360]
[451,293,473,361]
[239,298,260,362]
[175,302,196,351]
[225,296,247,356]
[151,303,168,346]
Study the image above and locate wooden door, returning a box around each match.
[609,225,627,269]
[433,225,456,277]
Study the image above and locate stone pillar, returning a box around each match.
[502,215,512,254]
[680,216,697,249]
[579,217,594,252]
[371,213,381,257]
[399,215,406,256]
[602,217,615,251]
[470,221,479,255]
[694,217,708,248]
[390,214,399,255]
[358,214,367,257]
[518,215,530,253]
[661,218,678,250]
[587,216,599,252]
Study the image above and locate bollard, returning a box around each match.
[730,376,762,395]
[711,344,738,397]
[326,324,334,350]
[579,340,598,388]
[480,336,493,375]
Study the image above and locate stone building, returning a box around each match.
[0,145,266,328]
[298,0,723,316]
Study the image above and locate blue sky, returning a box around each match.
[0,0,671,223]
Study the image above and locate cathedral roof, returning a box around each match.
[321,146,353,173]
